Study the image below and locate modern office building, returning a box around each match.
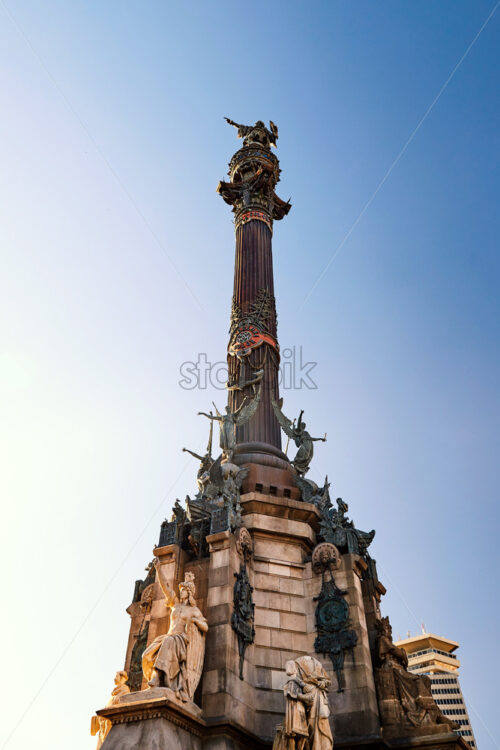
[395,632,477,748]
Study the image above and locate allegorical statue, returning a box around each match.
[318,495,375,557]
[204,454,248,501]
[272,398,326,475]
[296,475,331,507]
[224,117,279,149]
[90,670,130,749]
[273,656,333,750]
[198,384,261,462]
[375,617,458,730]
[141,560,208,703]
[182,413,214,494]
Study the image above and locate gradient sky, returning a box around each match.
[1,2,499,749]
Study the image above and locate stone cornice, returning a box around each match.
[97,697,205,737]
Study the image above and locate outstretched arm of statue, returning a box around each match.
[198,412,219,421]
[153,558,177,607]
[311,434,327,442]
[224,117,251,138]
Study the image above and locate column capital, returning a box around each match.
[217,143,291,232]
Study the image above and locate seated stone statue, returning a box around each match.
[141,561,208,703]
[273,656,333,750]
[90,670,130,749]
[374,617,458,731]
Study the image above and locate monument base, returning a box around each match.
[334,732,468,750]
[102,718,201,750]
[97,696,468,750]
[98,697,203,750]
[97,697,270,750]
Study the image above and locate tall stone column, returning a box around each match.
[218,119,291,459]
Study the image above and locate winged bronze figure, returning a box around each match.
[271,398,326,475]
[183,414,214,495]
[296,475,331,506]
[199,384,261,462]
[319,497,375,556]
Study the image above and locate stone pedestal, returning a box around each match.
[98,698,203,750]
[97,697,270,750]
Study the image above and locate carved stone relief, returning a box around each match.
[313,546,357,692]
[231,528,255,679]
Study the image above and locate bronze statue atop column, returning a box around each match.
[224,117,278,149]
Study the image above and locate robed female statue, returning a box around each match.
[142,560,208,703]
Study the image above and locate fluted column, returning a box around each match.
[229,219,281,448]
[218,119,291,457]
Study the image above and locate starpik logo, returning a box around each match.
[178,346,317,390]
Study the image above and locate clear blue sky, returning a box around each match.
[0,2,498,749]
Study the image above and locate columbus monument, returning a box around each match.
[92,120,469,750]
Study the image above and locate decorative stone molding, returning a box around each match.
[97,697,205,737]
[236,526,253,558]
[232,526,255,679]
[313,560,357,693]
[312,542,342,572]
